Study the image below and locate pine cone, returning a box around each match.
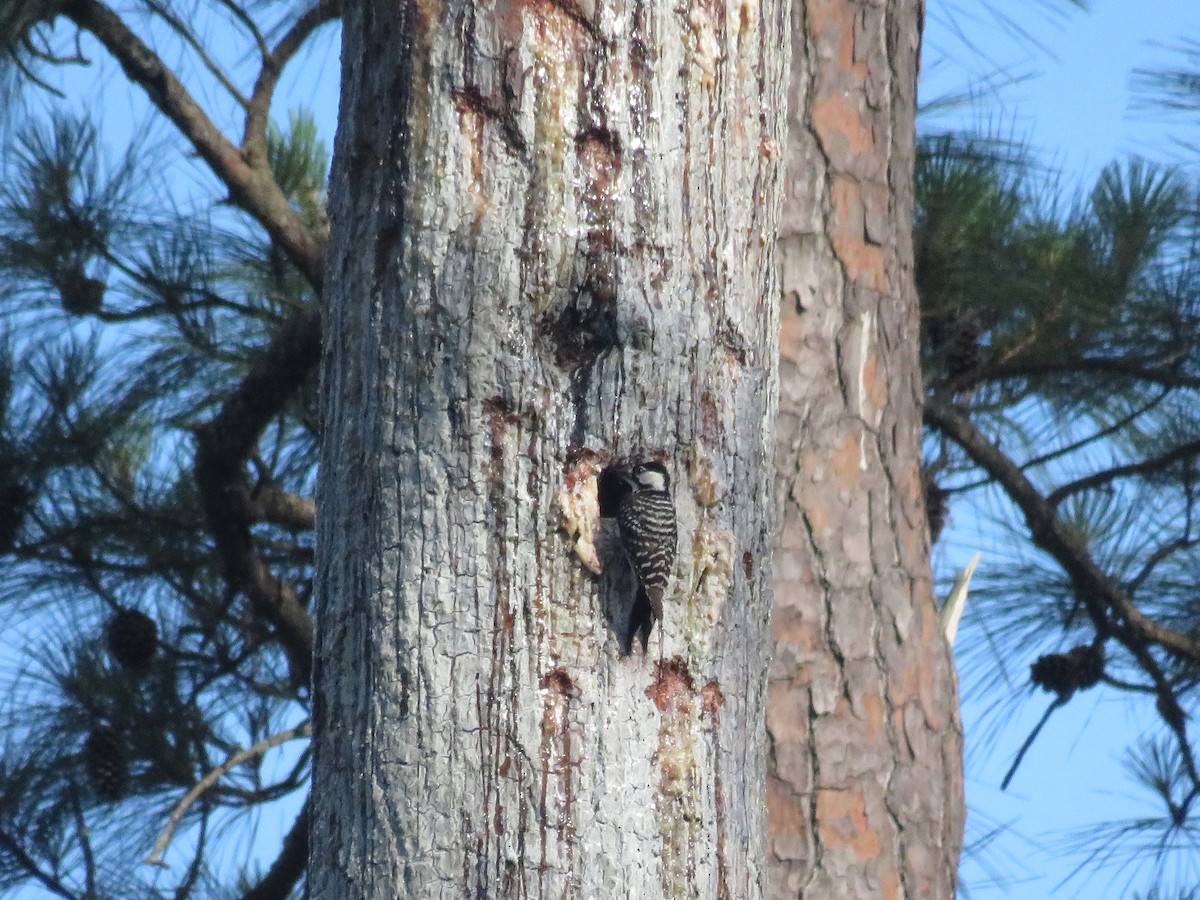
[944,319,984,381]
[83,725,129,802]
[1030,642,1104,699]
[55,268,105,316]
[1067,642,1105,690]
[922,471,949,544]
[105,608,158,672]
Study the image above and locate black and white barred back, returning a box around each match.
[617,462,677,654]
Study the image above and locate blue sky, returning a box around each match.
[923,0,1200,184]
[922,2,1200,897]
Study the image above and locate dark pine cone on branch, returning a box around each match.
[922,470,949,544]
[105,608,158,672]
[83,724,129,803]
[1030,642,1105,700]
[54,268,105,316]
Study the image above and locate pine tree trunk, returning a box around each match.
[767,0,964,896]
[311,0,787,895]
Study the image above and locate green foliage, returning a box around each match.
[0,108,323,897]
[919,138,1199,414]
[267,109,330,232]
[1135,39,1200,118]
[919,131,1200,890]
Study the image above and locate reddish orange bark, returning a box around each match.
[768,0,964,896]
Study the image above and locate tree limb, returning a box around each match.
[252,484,317,531]
[58,0,325,291]
[243,0,343,167]
[240,797,310,900]
[145,720,312,868]
[924,396,1200,664]
[194,305,320,681]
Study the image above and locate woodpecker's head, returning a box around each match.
[627,461,670,493]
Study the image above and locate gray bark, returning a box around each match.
[767,0,964,897]
[311,0,787,896]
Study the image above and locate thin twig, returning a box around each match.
[1127,534,1199,594]
[215,0,269,59]
[0,829,78,900]
[242,0,342,164]
[145,720,312,868]
[176,787,210,897]
[11,50,68,97]
[984,355,1200,390]
[1047,436,1200,507]
[21,29,88,65]
[67,788,96,898]
[142,0,250,106]
[1001,696,1064,790]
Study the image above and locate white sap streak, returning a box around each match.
[857,309,874,471]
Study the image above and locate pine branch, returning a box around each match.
[240,796,310,900]
[243,0,343,168]
[1127,535,1200,593]
[145,720,311,868]
[1121,639,1200,794]
[925,396,1200,665]
[1047,437,1200,507]
[930,396,1200,806]
[977,357,1200,392]
[57,0,326,291]
[944,389,1171,493]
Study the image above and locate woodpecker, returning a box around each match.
[616,461,677,654]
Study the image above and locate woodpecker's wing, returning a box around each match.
[617,491,677,596]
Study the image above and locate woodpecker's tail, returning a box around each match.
[622,587,662,655]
